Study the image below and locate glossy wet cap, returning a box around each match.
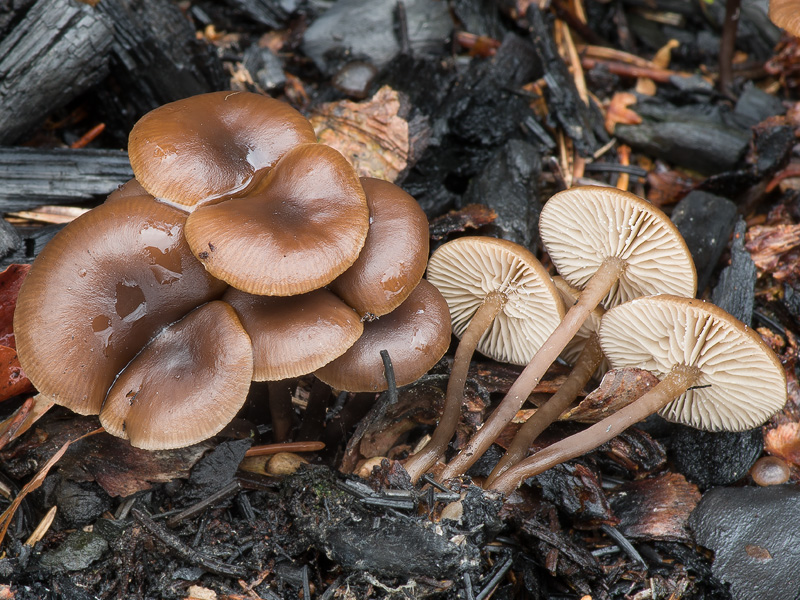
[599,295,787,432]
[128,91,317,209]
[315,280,451,392]
[539,186,697,309]
[223,287,363,381]
[329,177,429,318]
[184,143,370,296]
[426,236,564,365]
[14,195,228,415]
[99,301,253,450]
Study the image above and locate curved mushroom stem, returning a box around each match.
[440,256,626,481]
[404,290,507,483]
[489,363,702,496]
[484,331,604,487]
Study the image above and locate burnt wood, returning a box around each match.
[0,0,114,144]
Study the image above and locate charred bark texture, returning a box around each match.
[0,0,113,144]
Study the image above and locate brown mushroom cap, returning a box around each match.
[599,295,787,432]
[14,195,227,415]
[223,287,363,381]
[426,236,564,365]
[128,91,317,209]
[329,177,429,318]
[99,301,253,450]
[539,186,697,309]
[184,143,370,296]
[769,0,800,37]
[315,279,451,392]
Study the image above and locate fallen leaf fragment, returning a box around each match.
[604,92,641,134]
[562,367,660,423]
[310,85,413,181]
[0,393,54,450]
[745,222,800,282]
[429,204,497,241]
[0,264,30,348]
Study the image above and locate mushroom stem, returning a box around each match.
[488,363,702,496]
[441,256,626,480]
[404,290,507,483]
[484,331,604,487]
[268,380,296,443]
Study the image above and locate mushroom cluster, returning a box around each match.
[413,186,787,491]
[14,91,450,450]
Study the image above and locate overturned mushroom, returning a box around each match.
[441,186,697,480]
[404,236,564,482]
[488,295,787,495]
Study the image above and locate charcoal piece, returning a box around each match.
[0,224,64,269]
[243,44,287,92]
[0,0,113,144]
[51,479,113,529]
[183,438,252,500]
[671,190,737,293]
[527,7,602,156]
[615,118,750,176]
[668,427,762,488]
[689,485,800,600]
[462,139,542,251]
[534,462,617,528]
[752,125,795,176]
[712,219,756,325]
[459,485,504,546]
[302,0,452,76]
[451,0,507,39]
[222,0,296,28]
[95,0,226,138]
[0,220,21,261]
[39,530,109,573]
[735,84,786,128]
[0,147,133,211]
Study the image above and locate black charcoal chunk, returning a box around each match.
[0,224,64,269]
[222,0,296,28]
[735,84,786,128]
[463,140,542,251]
[302,0,452,76]
[669,427,762,488]
[243,44,287,92]
[0,219,21,261]
[0,147,133,211]
[671,191,737,293]
[689,486,800,600]
[616,118,750,176]
[712,219,756,326]
[183,438,252,500]
[39,530,109,573]
[0,0,113,144]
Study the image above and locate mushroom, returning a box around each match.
[488,295,788,495]
[13,194,227,416]
[769,0,800,38]
[183,143,370,296]
[222,287,364,381]
[403,236,564,482]
[315,280,451,392]
[128,91,317,210]
[750,456,791,486]
[329,177,430,319]
[484,278,607,485]
[441,186,697,480]
[99,301,253,450]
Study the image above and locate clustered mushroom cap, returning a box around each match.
[100,301,253,450]
[769,0,800,38]
[329,177,430,318]
[128,91,317,209]
[539,186,697,309]
[13,194,227,416]
[223,287,363,381]
[315,280,452,392]
[599,295,787,432]
[426,236,564,366]
[184,143,370,296]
